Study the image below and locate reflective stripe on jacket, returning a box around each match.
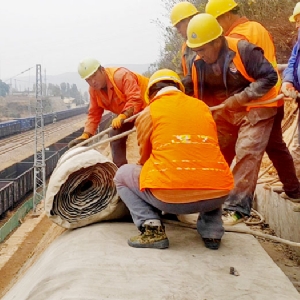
[139,90,234,202]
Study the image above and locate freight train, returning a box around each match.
[0,112,112,219]
[0,106,88,139]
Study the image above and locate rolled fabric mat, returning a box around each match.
[45,147,129,229]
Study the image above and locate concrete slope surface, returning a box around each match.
[3,222,300,300]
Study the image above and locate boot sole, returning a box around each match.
[128,239,169,249]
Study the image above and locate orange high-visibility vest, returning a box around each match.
[105,68,149,108]
[192,37,279,109]
[227,20,282,104]
[226,37,279,109]
[139,90,234,199]
[181,42,188,77]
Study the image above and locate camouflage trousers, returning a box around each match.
[114,164,227,239]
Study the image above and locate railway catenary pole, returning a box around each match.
[33,64,46,212]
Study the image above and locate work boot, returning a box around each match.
[202,238,221,250]
[128,224,169,249]
[222,211,245,226]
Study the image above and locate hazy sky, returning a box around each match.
[0,0,168,81]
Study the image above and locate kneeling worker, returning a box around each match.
[68,58,149,167]
[113,69,234,250]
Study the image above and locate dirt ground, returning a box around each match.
[1,132,300,297]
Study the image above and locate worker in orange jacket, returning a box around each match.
[113,69,234,250]
[68,58,149,167]
[205,0,300,223]
[170,2,198,95]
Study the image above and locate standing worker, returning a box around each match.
[188,13,278,226]
[114,69,234,250]
[68,58,149,167]
[205,0,300,223]
[281,2,300,181]
[170,1,198,94]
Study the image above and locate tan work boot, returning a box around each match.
[128,224,169,249]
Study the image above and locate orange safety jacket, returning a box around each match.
[139,90,234,202]
[105,68,149,108]
[192,37,279,110]
[85,67,149,135]
[225,17,282,105]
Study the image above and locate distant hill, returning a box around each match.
[15,64,151,93]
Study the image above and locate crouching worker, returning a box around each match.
[113,69,234,250]
[68,58,149,167]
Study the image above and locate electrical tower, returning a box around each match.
[33,64,46,212]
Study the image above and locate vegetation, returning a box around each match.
[145,0,300,76]
[0,80,10,97]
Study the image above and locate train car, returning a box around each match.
[0,112,112,218]
[0,120,21,139]
[0,181,14,219]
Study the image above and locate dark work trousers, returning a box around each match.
[265,105,300,194]
[109,121,135,168]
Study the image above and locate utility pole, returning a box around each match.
[33,64,46,212]
[44,68,47,96]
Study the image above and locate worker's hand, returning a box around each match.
[223,96,245,111]
[111,114,127,129]
[68,132,91,148]
[281,82,298,99]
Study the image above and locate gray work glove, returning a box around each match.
[223,95,246,111]
[281,82,298,99]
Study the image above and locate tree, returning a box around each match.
[0,80,10,97]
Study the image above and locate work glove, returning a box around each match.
[111,114,127,129]
[281,82,298,99]
[68,132,91,148]
[223,95,245,111]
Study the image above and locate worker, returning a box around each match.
[187,13,278,226]
[282,2,300,181]
[68,58,149,167]
[113,69,234,250]
[205,0,300,223]
[170,1,198,95]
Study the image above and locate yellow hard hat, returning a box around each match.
[78,58,101,79]
[205,0,238,18]
[186,13,223,49]
[289,2,300,22]
[144,69,185,103]
[170,1,199,26]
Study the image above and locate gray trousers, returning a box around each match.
[113,164,227,239]
[215,111,275,216]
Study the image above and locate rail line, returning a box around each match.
[0,114,86,155]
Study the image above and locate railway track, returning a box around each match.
[0,114,86,155]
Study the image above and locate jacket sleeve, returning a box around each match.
[135,106,153,165]
[84,87,104,135]
[235,40,278,103]
[283,43,298,83]
[113,68,145,117]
